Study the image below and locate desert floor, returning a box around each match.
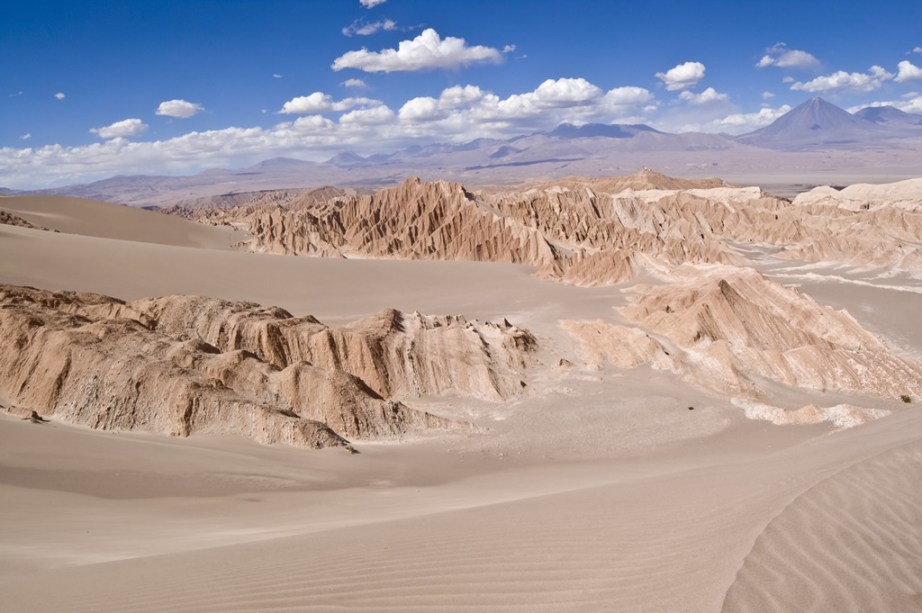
[1,195,920,612]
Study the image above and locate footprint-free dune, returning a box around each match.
[2,176,921,612]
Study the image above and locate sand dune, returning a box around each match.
[0,195,238,248]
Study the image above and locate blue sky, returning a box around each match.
[2,0,922,187]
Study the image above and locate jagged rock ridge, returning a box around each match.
[0,285,536,448]
[564,268,922,406]
[175,170,922,287]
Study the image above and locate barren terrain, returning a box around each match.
[2,174,921,611]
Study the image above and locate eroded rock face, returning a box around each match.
[188,172,921,287]
[564,268,922,402]
[0,285,536,447]
[136,295,536,402]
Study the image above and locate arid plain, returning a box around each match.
[2,167,921,612]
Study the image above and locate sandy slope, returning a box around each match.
[2,190,921,611]
[0,195,238,248]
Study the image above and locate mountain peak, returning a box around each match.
[735,97,884,149]
[854,105,922,126]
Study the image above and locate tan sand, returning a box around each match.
[0,195,239,248]
[1,194,921,611]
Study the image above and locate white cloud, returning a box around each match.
[342,18,396,37]
[289,115,336,132]
[914,47,922,54]
[655,61,705,91]
[54,92,65,100]
[279,92,382,114]
[359,0,385,7]
[791,66,893,93]
[90,118,149,140]
[715,105,792,133]
[339,105,395,126]
[678,87,729,105]
[762,91,775,99]
[155,99,204,118]
[399,79,653,131]
[851,93,922,114]
[1,78,659,189]
[20,133,31,141]
[895,60,922,83]
[342,78,368,89]
[332,28,508,73]
[273,73,283,79]
[280,92,334,114]
[399,97,445,122]
[438,85,486,108]
[756,43,820,69]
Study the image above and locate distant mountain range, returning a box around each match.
[736,97,922,149]
[7,98,922,207]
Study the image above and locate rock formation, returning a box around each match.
[184,172,920,286]
[0,209,51,231]
[0,285,536,448]
[564,267,922,404]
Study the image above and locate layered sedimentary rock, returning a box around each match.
[564,268,922,403]
[180,171,921,286]
[226,174,758,286]
[0,285,535,447]
[136,294,536,402]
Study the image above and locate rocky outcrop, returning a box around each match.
[240,178,563,271]
[0,285,535,447]
[136,294,536,402]
[0,209,53,231]
[179,172,921,286]
[564,268,922,401]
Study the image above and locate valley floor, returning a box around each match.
[1,199,920,611]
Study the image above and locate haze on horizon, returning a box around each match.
[2,0,922,189]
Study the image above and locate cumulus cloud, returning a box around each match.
[895,60,922,83]
[342,18,396,37]
[715,105,792,133]
[342,78,368,89]
[20,133,31,141]
[791,65,893,93]
[54,92,65,100]
[360,0,385,7]
[155,99,204,118]
[398,79,654,131]
[1,77,659,189]
[655,61,705,91]
[851,92,922,115]
[279,92,382,114]
[332,28,508,73]
[678,87,729,105]
[339,105,395,126]
[914,47,922,54]
[756,43,820,69]
[90,118,149,140]
[762,91,775,99]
